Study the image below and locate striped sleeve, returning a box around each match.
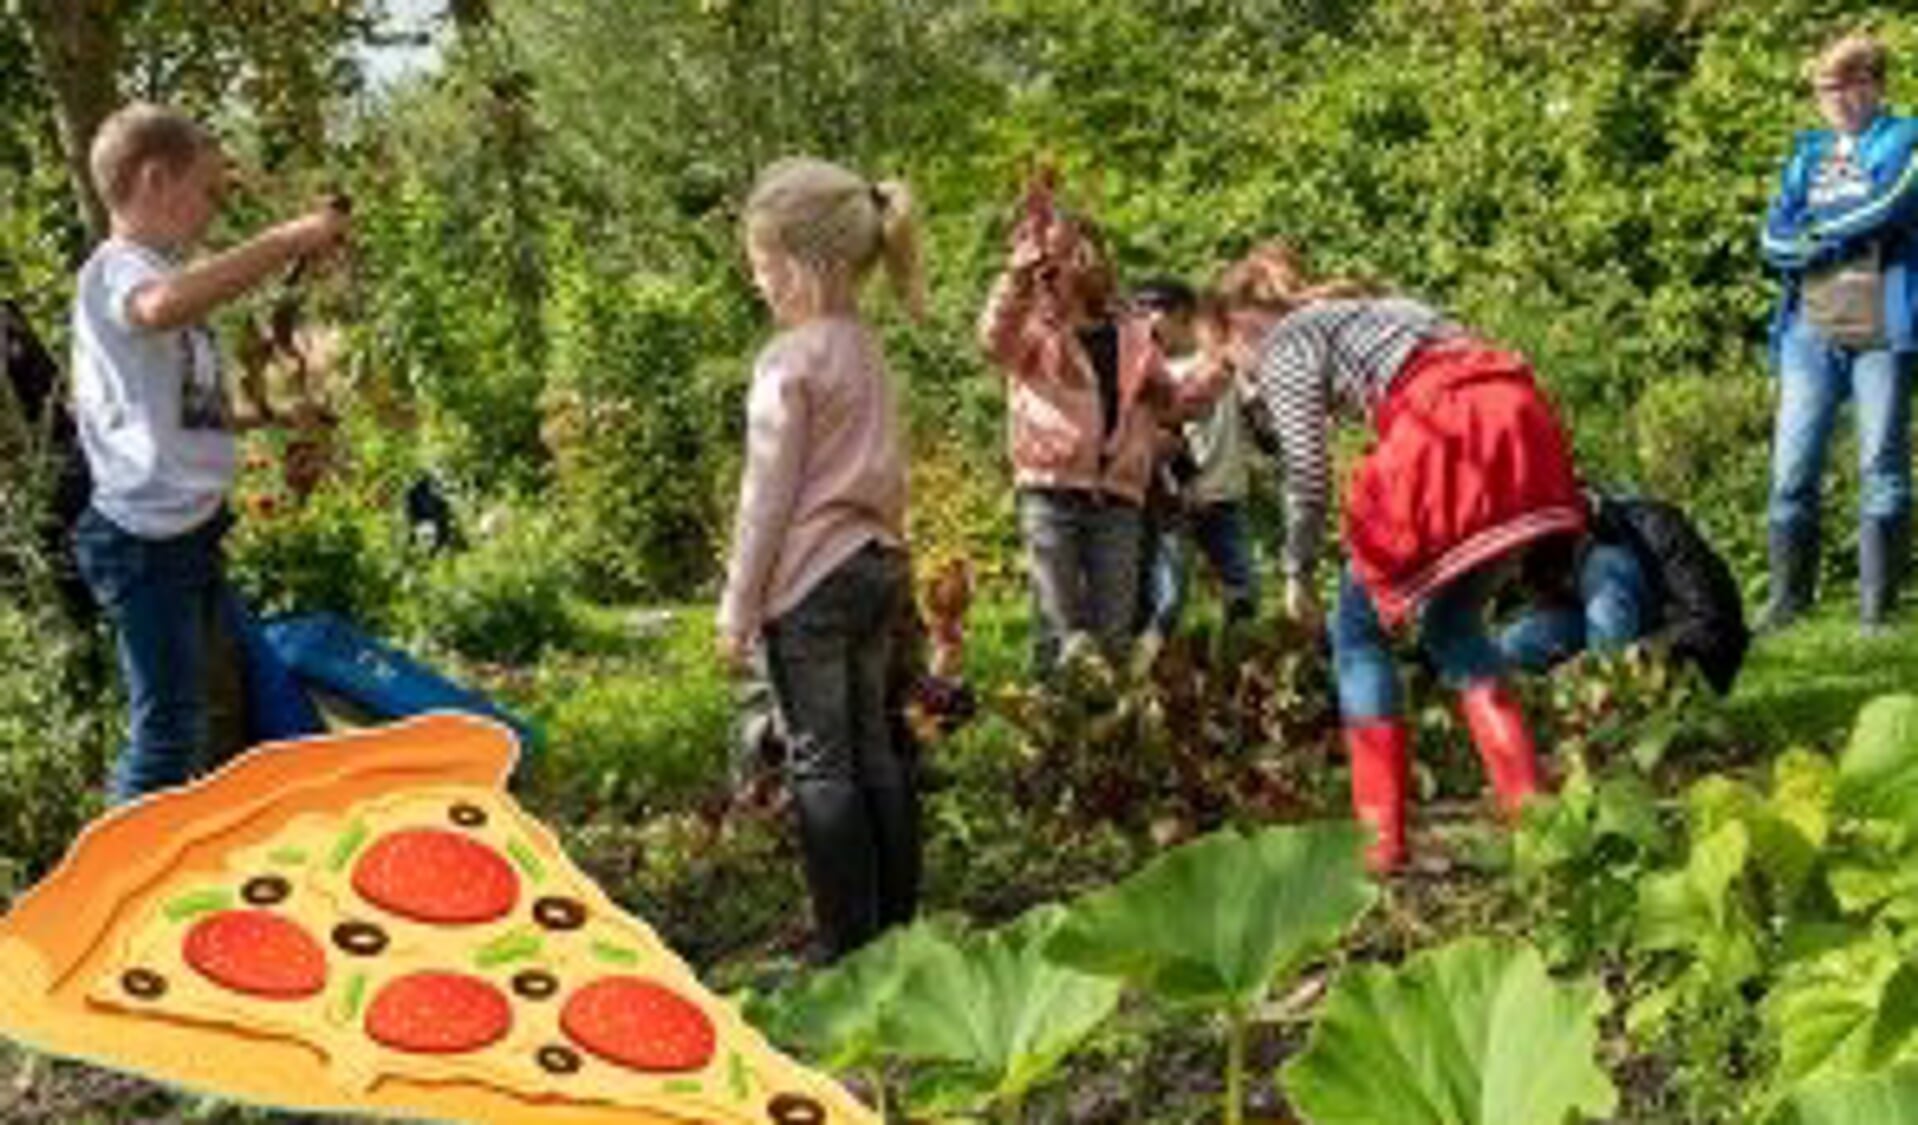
[1252,321,1333,581]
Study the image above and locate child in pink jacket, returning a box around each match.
[978,171,1174,672]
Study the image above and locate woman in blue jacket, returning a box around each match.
[1759,32,1918,634]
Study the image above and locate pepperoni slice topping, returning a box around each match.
[351,828,519,924]
[560,976,716,1073]
[364,971,513,1054]
[182,910,327,999]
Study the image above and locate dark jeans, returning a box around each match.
[1018,487,1144,672]
[763,541,919,960]
[72,506,245,804]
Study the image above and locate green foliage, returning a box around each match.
[1047,821,1375,1012]
[401,503,577,664]
[1836,695,1918,827]
[525,623,733,822]
[0,605,110,905]
[749,922,948,1075]
[541,260,742,601]
[225,477,406,633]
[1281,937,1619,1125]
[883,905,1124,1118]
[1047,821,1375,1125]
[1511,752,1672,968]
[1769,1060,1918,1125]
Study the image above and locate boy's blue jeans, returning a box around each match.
[1331,563,1505,723]
[1769,317,1913,535]
[1144,500,1259,634]
[72,506,241,804]
[1497,542,1651,670]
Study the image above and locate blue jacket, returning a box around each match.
[1761,111,1918,355]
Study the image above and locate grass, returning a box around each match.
[1726,591,1918,754]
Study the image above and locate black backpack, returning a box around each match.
[1592,494,1749,696]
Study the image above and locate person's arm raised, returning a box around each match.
[126,206,349,332]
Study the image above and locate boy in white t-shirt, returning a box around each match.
[69,103,349,803]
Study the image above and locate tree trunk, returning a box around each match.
[19,0,123,242]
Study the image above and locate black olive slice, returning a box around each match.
[767,1093,826,1125]
[512,968,560,1000]
[332,920,390,957]
[449,802,488,828]
[121,968,167,1000]
[537,1044,582,1075]
[241,874,291,906]
[531,895,587,931]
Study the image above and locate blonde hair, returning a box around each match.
[89,102,213,209]
[1215,238,1384,319]
[1807,31,1889,86]
[743,157,925,321]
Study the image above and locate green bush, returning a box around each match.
[542,250,748,603]
[0,606,112,903]
[523,613,733,821]
[401,501,578,665]
[226,474,407,633]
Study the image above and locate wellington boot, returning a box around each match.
[1343,720,1410,873]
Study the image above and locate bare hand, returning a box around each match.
[717,632,754,675]
[286,200,352,259]
[1283,576,1323,633]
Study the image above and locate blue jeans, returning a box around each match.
[1332,563,1506,723]
[1498,543,1651,670]
[1018,488,1143,671]
[1144,500,1259,634]
[72,506,242,804]
[1769,317,1913,534]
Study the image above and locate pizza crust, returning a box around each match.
[0,713,877,1124]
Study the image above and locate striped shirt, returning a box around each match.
[1248,297,1463,580]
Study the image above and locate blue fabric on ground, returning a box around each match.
[261,612,539,754]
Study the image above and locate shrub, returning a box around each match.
[400,500,578,665]
[542,252,747,603]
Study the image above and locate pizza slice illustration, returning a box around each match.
[0,712,872,1125]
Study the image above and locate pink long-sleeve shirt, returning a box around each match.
[718,317,907,646]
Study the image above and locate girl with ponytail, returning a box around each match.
[717,156,924,962]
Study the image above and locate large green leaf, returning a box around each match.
[1044,821,1376,1012]
[1281,937,1618,1125]
[747,921,947,1072]
[1838,695,1918,826]
[877,904,1122,1110]
[1637,817,1760,982]
[1765,930,1918,1089]
[1769,1061,1918,1125]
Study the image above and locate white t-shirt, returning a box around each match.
[70,238,235,538]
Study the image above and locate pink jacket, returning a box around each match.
[718,318,907,646]
[977,271,1170,506]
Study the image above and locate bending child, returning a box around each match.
[1210,244,1586,872]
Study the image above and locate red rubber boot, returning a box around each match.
[1343,720,1410,873]
[1458,680,1541,819]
